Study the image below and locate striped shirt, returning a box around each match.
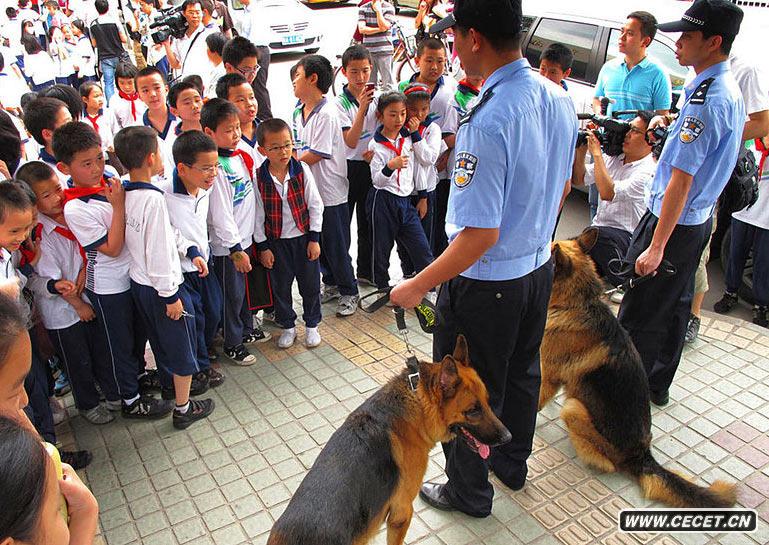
[358,1,396,54]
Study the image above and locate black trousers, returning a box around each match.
[347,159,373,280]
[588,225,633,287]
[433,179,450,256]
[434,262,553,516]
[618,211,711,394]
[253,46,272,121]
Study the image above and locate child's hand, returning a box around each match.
[75,267,86,295]
[307,241,320,261]
[59,463,99,541]
[55,280,77,297]
[436,150,450,172]
[231,250,252,273]
[192,256,208,277]
[166,299,183,320]
[258,249,274,269]
[416,197,427,219]
[407,116,420,133]
[362,150,374,163]
[388,155,409,170]
[27,238,41,267]
[104,177,125,209]
[358,86,374,109]
[74,302,95,322]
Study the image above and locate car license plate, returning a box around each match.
[282,34,303,45]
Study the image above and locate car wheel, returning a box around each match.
[719,225,754,304]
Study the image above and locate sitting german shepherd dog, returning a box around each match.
[540,228,736,508]
[268,335,511,545]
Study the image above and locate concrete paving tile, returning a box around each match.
[202,504,235,531]
[241,511,274,538]
[173,518,207,543]
[554,522,591,545]
[737,445,769,469]
[744,413,769,433]
[513,485,548,511]
[165,499,197,525]
[192,489,226,512]
[210,523,247,545]
[185,473,217,496]
[721,457,757,480]
[510,513,547,543]
[105,523,139,545]
[177,460,207,482]
[532,503,570,530]
[745,472,769,496]
[128,494,160,520]
[136,510,168,537]
[258,482,291,507]
[576,510,614,538]
[141,528,175,545]
[678,451,711,475]
[100,506,133,531]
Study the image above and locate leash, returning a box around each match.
[394,306,421,391]
[358,287,441,334]
[605,257,677,296]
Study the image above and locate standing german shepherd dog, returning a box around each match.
[267,336,511,545]
[540,228,736,508]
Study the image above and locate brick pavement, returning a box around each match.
[56,299,769,545]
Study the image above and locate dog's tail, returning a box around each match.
[627,449,736,508]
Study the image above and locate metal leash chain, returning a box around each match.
[394,306,421,391]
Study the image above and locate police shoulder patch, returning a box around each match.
[453,152,478,188]
[679,116,705,144]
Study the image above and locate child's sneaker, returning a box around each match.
[54,372,71,397]
[138,370,162,394]
[224,344,256,366]
[336,294,359,317]
[262,310,276,323]
[59,449,93,470]
[203,367,225,387]
[161,373,210,400]
[173,398,215,430]
[207,348,218,361]
[105,399,123,412]
[80,404,115,425]
[122,396,174,419]
[753,305,768,328]
[243,328,271,344]
[321,284,340,304]
[278,327,297,349]
[305,327,321,348]
[714,292,738,314]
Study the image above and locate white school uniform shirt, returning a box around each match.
[143,109,179,148]
[23,51,57,85]
[0,71,30,110]
[291,98,349,206]
[83,110,114,152]
[1,19,23,57]
[335,86,379,161]
[368,127,420,197]
[237,121,266,169]
[124,182,184,301]
[35,149,69,188]
[413,119,443,194]
[109,93,147,134]
[208,150,257,256]
[253,159,324,245]
[64,192,132,294]
[32,214,89,330]
[0,247,18,283]
[74,36,97,78]
[205,62,226,99]
[164,171,212,274]
[172,24,214,80]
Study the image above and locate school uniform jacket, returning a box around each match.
[82,109,114,152]
[124,181,184,302]
[208,149,257,256]
[238,120,267,169]
[109,91,147,134]
[164,170,212,274]
[413,117,443,194]
[368,126,425,198]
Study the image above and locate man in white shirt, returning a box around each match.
[163,0,214,81]
[572,111,657,287]
[236,0,272,119]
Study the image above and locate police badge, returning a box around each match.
[453,152,478,188]
[679,116,705,144]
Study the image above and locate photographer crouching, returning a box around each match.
[572,111,657,293]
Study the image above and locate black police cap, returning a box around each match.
[429,0,522,36]
[656,0,743,37]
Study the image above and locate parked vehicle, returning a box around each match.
[228,0,323,55]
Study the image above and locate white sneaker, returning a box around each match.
[336,294,359,317]
[321,284,340,304]
[80,404,115,425]
[278,328,297,349]
[305,327,321,348]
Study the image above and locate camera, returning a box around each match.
[149,6,188,44]
[645,125,669,160]
[575,113,634,156]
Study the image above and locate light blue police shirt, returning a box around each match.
[446,58,578,281]
[648,61,745,226]
[594,56,672,118]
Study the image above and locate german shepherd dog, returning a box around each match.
[540,228,736,508]
[267,335,511,545]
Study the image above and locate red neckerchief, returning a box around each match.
[757,138,768,179]
[378,135,405,188]
[62,177,108,204]
[118,89,140,122]
[220,148,255,182]
[85,112,101,134]
[53,225,87,263]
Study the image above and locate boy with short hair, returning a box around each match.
[539,42,573,90]
[114,125,216,430]
[168,80,204,143]
[215,72,263,166]
[291,54,358,317]
[109,61,146,133]
[336,44,377,285]
[205,31,227,99]
[202,98,270,365]
[168,130,225,361]
[255,118,323,349]
[55,121,172,419]
[16,161,114,425]
[136,66,177,146]
[222,36,259,87]
[23,96,73,187]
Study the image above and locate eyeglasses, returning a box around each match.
[185,163,222,176]
[264,143,293,153]
[628,126,645,135]
[236,64,261,78]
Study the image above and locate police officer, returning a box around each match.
[390,0,577,517]
[618,0,745,406]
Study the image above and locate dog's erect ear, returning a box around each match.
[553,244,572,277]
[452,335,470,367]
[577,227,599,254]
[440,357,460,399]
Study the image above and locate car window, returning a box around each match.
[525,18,600,82]
[606,29,688,91]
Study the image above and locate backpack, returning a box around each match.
[720,145,759,214]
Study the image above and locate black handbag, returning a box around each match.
[245,247,273,311]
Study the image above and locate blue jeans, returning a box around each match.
[100,56,119,105]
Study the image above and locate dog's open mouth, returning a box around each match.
[454,425,490,460]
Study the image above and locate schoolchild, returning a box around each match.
[79,81,113,152]
[204,31,227,99]
[23,96,73,187]
[136,66,177,147]
[215,72,264,167]
[109,61,146,133]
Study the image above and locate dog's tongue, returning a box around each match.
[478,442,490,460]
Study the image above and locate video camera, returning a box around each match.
[149,5,188,44]
[575,112,637,157]
[645,125,669,160]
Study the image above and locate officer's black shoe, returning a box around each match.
[650,390,669,407]
[489,463,527,491]
[419,482,456,512]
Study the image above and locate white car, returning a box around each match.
[228,0,323,55]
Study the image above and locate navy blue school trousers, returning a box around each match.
[47,321,104,411]
[347,159,374,280]
[183,272,218,369]
[213,247,254,348]
[319,203,358,296]
[85,289,142,400]
[398,190,436,276]
[366,188,433,289]
[270,234,322,329]
[130,281,201,378]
